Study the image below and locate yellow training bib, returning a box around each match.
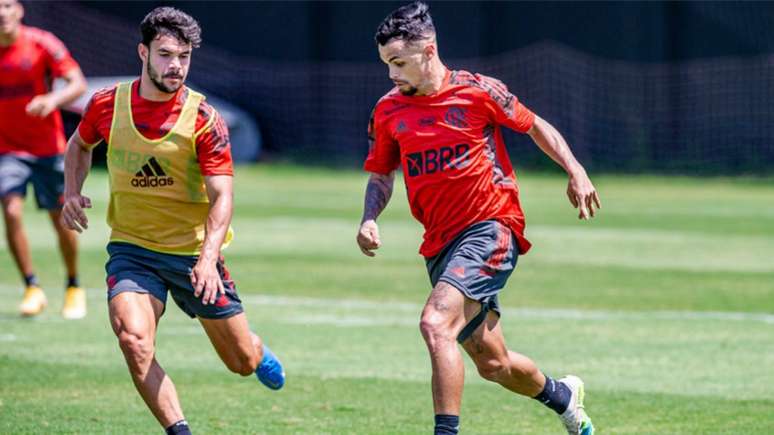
[105,81,232,254]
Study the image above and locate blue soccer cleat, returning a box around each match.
[558,375,594,435]
[255,344,285,390]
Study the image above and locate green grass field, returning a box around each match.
[1,165,773,434]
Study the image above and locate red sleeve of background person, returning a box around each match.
[32,26,79,78]
[363,101,401,175]
[77,82,233,176]
[0,26,80,156]
[474,73,535,133]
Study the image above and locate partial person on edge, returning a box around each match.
[0,0,88,319]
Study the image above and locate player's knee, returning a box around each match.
[117,330,154,371]
[419,315,438,341]
[1,201,23,223]
[419,312,454,347]
[475,357,507,382]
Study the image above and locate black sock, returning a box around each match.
[434,414,459,435]
[67,276,79,288]
[165,420,191,435]
[24,274,38,287]
[533,375,572,415]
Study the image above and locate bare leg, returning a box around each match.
[462,307,595,434]
[1,195,34,280]
[109,292,185,428]
[418,282,472,415]
[199,313,263,376]
[48,209,78,279]
[461,310,545,397]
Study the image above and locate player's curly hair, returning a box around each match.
[140,7,202,48]
[375,1,435,46]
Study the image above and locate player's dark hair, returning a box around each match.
[140,7,201,48]
[375,1,435,46]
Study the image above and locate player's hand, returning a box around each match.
[357,219,381,257]
[566,171,601,220]
[25,95,58,118]
[60,194,92,233]
[190,257,225,305]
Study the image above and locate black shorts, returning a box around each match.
[105,242,244,319]
[425,220,518,342]
[0,153,64,210]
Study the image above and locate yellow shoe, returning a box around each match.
[62,286,86,320]
[19,286,47,317]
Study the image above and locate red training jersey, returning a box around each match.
[0,25,80,156]
[78,79,233,176]
[364,69,535,258]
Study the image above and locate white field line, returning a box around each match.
[1,285,772,326]
[240,295,774,325]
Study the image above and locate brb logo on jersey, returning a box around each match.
[131,157,174,188]
[406,143,471,177]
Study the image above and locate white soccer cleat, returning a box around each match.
[558,375,594,435]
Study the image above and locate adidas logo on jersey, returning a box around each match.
[131,157,174,188]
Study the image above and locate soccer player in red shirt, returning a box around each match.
[0,0,88,318]
[357,3,600,434]
[60,8,284,435]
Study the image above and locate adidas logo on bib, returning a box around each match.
[131,157,174,188]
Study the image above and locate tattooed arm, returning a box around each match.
[356,171,395,257]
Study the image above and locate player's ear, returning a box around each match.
[423,43,436,61]
[138,43,148,63]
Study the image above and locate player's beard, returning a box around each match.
[399,85,418,96]
[147,62,184,94]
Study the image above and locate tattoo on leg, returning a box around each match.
[431,286,449,312]
[433,299,449,312]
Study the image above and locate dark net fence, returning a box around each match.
[26,2,774,174]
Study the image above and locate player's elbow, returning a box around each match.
[67,137,89,155]
[526,115,547,140]
[71,70,88,99]
[370,171,395,184]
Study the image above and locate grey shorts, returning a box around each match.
[105,242,244,320]
[425,219,519,342]
[0,153,64,210]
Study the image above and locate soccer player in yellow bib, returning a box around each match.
[60,7,284,435]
